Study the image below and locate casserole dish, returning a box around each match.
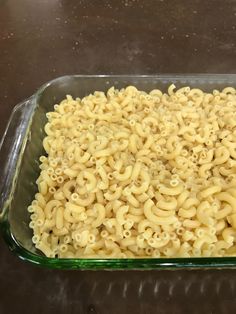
[1,75,236,269]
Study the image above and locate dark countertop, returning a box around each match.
[0,0,236,313]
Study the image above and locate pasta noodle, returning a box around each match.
[29,84,236,258]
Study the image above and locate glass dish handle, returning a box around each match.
[0,98,35,221]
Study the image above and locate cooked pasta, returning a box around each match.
[29,84,236,258]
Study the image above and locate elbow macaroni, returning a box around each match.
[29,84,236,258]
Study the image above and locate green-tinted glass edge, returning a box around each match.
[1,220,236,270]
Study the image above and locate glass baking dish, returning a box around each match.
[1,74,236,269]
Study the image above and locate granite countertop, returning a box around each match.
[0,0,236,313]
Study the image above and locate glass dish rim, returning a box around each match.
[2,73,236,269]
[3,222,236,269]
[36,73,236,99]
